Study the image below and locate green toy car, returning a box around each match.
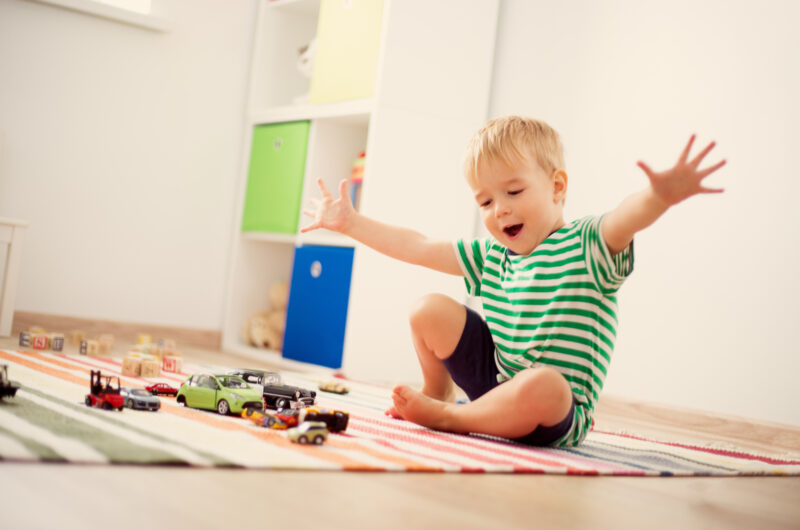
[176,373,263,415]
[287,421,329,445]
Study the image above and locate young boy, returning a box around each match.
[301,116,725,447]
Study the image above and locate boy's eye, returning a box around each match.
[508,189,523,196]
[479,199,492,208]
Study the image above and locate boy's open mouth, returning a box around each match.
[503,224,523,238]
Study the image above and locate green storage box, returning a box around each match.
[241,121,310,234]
[309,0,385,104]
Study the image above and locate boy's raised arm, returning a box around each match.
[301,179,463,276]
[602,135,726,255]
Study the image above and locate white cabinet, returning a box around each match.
[222,0,499,382]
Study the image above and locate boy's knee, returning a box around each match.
[515,367,571,409]
[409,293,457,327]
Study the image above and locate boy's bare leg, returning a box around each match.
[385,293,466,418]
[391,366,573,439]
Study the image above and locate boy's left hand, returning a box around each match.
[638,135,726,206]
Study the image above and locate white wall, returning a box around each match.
[0,0,256,329]
[489,0,800,425]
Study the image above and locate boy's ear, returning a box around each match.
[552,169,568,203]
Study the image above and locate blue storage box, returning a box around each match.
[282,245,354,369]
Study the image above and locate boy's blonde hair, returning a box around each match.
[463,116,565,184]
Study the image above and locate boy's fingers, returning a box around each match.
[679,134,696,163]
[699,186,725,194]
[317,178,332,198]
[338,179,350,202]
[302,208,316,218]
[690,141,716,167]
[299,221,319,233]
[699,159,726,178]
[636,160,654,178]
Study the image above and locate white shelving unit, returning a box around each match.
[222,0,499,382]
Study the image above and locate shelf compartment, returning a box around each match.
[241,120,310,234]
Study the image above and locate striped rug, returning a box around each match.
[1,349,798,475]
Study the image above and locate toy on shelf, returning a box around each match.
[287,421,329,445]
[0,364,20,400]
[85,370,124,411]
[120,387,161,411]
[292,38,316,104]
[318,380,349,395]
[349,151,365,211]
[145,382,178,397]
[176,373,263,415]
[242,282,289,351]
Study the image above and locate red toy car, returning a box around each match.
[85,370,125,411]
[145,382,178,397]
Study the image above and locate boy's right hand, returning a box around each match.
[300,178,355,234]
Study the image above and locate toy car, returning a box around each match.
[300,407,349,433]
[287,421,329,445]
[262,383,316,410]
[145,382,179,397]
[85,370,125,411]
[0,364,20,400]
[318,380,349,395]
[176,373,263,415]
[120,387,161,411]
[227,368,282,393]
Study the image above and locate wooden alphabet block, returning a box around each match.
[19,331,30,348]
[140,359,160,378]
[69,330,86,346]
[32,334,49,350]
[51,333,65,352]
[162,356,182,374]
[137,333,152,345]
[121,356,142,377]
[85,339,99,356]
[98,334,114,355]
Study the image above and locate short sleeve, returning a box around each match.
[454,238,490,296]
[580,216,634,296]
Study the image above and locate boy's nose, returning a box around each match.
[494,200,511,217]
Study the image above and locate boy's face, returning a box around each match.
[470,156,566,256]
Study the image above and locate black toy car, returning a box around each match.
[262,383,316,410]
[300,407,349,433]
[0,364,19,399]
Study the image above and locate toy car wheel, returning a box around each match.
[313,435,324,445]
[298,435,308,444]
[102,402,113,410]
[177,395,186,406]
[276,398,288,410]
[217,399,230,415]
[84,395,92,407]
[266,416,277,427]
[126,399,134,409]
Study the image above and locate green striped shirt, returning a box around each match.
[455,215,634,446]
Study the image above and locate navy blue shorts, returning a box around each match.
[442,305,575,447]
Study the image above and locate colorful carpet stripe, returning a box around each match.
[1,349,798,475]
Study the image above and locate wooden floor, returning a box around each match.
[2,335,799,530]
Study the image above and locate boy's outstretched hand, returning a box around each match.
[300,178,355,234]
[638,134,726,207]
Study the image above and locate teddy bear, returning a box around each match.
[242,282,289,351]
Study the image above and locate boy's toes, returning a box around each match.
[385,405,402,419]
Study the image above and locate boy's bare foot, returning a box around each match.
[389,385,456,431]
[384,385,455,418]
